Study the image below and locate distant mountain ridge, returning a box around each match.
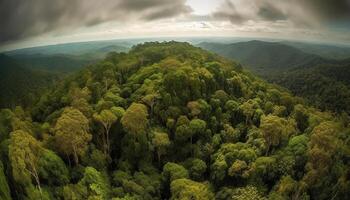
[281,41,350,60]
[4,40,130,56]
[198,40,350,114]
[198,40,346,75]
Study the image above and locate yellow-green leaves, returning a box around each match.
[121,103,148,137]
[54,107,91,165]
[9,130,43,195]
[260,115,287,154]
[170,178,214,200]
[152,132,170,166]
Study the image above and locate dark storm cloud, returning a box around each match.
[257,3,287,21]
[213,0,247,24]
[0,0,191,44]
[213,0,350,28]
[313,0,347,22]
[303,0,350,21]
[144,6,191,21]
[212,0,246,24]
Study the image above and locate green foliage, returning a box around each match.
[121,103,148,137]
[162,162,189,183]
[38,149,69,186]
[170,178,214,200]
[200,41,350,115]
[228,160,248,177]
[260,115,289,154]
[54,107,92,165]
[152,132,170,166]
[0,161,11,200]
[1,42,349,200]
[230,185,267,200]
[0,54,58,109]
[188,159,207,181]
[63,167,109,200]
[93,108,118,155]
[9,130,44,197]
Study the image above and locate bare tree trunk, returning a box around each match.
[34,174,42,199]
[29,161,42,199]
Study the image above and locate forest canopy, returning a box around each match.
[0,42,349,200]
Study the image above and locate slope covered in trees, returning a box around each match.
[11,54,97,73]
[270,62,350,114]
[199,41,350,115]
[0,54,58,108]
[0,41,129,108]
[0,42,349,200]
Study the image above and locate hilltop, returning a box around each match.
[0,42,349,200]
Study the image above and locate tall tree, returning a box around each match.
[260,114,286,154]
[54,107,91,165]
[121,103,148,142]
[93,109,118,156]
[152,132,170,166]
[9,130,43,197]
[142,93,159,116]
[69,86,92,117]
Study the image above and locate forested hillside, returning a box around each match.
[0,54,58,108]
[199,41,350,115]
[0,42,349,200]
[270,62,350,114]
[11,54,96,73]
[0,42,123,108]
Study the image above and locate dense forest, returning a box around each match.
[0,54,58,108]
[270,63,350,114]
[0,42,349,200]
[0,41,130,108]
[199,41,350,115]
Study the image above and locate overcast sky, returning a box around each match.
[1,0,350,50]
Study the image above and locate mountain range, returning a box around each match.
[198,40,350,113]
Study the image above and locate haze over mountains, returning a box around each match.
[198,40,349,74]
[5,40,130,58]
